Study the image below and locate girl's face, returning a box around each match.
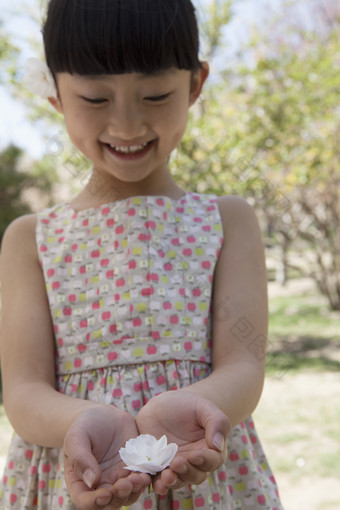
[50,66,208,190]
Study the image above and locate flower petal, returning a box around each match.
[119,434,178,475]
[155,442,179,468]
[123,463,160,476]
[23,58,57,99]
[157,435,168,450]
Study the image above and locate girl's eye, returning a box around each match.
[81,97,107,104]
[145,93,171,103]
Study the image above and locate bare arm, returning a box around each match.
[0,214,104,448]
[0,214,151,508]
[184,195,268,426]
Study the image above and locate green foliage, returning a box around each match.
[199,0,233,59]
[0,145,56,243]
[234,21,340,309]
[0,21,19,83]
[172,0,340,309]
[0,146,32,241]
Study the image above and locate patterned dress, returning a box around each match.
[0,192,283,509]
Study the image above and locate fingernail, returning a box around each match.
[213,432,225,452]
[168,478,178,487]
[83,468,95,489]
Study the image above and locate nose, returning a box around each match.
[107,101,147,141]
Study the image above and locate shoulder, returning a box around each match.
[216,194,261,239]
[213,195,267,296]
[1,214,37,245]
[1,214,38,266]
[216,194,253,212]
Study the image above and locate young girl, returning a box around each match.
[0,0,284,509]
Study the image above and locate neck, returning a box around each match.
[72,167,186,209]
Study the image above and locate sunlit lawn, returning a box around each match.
[255,281,340,509]
[266,286,340,376]
[269,293,340,340]
[253,370,340,510]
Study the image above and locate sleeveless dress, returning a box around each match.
[0,192,283,510]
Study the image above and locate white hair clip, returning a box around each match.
[23,58,57,99]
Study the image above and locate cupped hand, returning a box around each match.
[63,405,151,509]
[136,390,230,494]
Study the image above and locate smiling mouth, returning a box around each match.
[110,142,148,154]
[105,141,154,155]
[103,140,155,161]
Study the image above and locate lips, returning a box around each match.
[104,140,155,160]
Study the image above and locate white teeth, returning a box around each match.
[110,142,149,154]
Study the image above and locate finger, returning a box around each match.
[64,456,112,510]
[110,474,150,507]
[168,459,209,486]
[152,471,173,496]
[65,472,148,510]
[123,472,151,496]
[64,429,101,489]
[188,447,226,472]
[95,473,151,508]
[193,399,231,452]
[154,461,208,492]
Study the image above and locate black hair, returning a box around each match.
[43,0,202,77]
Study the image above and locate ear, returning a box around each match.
[48,96,64,114]
[189,62,210,106]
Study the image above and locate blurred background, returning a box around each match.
[0,1,339,509]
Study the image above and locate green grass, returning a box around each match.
[253,370,340,509]
[269,294,340,339]
[266,351,340,375]
[266,290,340,376]
[254,282,340,508]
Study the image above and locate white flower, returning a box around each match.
[23,58,57,99]
[119,434,178,475]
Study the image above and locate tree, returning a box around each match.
[0,145,57,243]
[172,0,340,309]
[225,1,340,309]
[0,19,19,83]
[0,145,32,241]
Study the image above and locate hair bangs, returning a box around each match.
[43,0,201,77]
